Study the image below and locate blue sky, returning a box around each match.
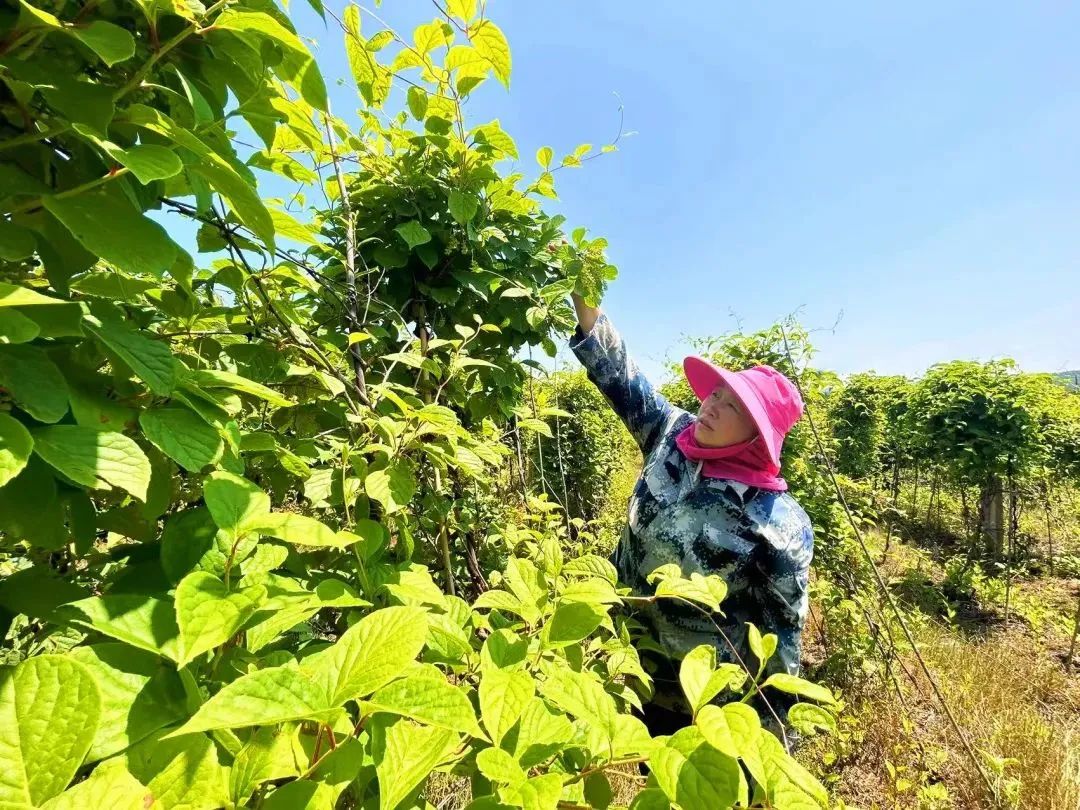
[267,1,1080,382]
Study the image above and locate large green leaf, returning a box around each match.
[511,697,574,768]
[537,667,617,744]
[174,572,266,667]
[70,20,136,65]
[124,732,230,810]
[160,506,245,584]
[95,142,184,184]
[761,673,838,706]
[0,307,41,343]
[651,727,746,810]
[252,512,343,547]
[0,219,36,261]
[185,368,293,407]
[41,761,156,810]
[140,406,224,472]
[44,191,179,276]
[32,425,151,501]
[169,665,334,736]
[394,220,432,249]
[212,10,327,111]
[479,667,533,746]
[0,412,33,488]
[204,471,271,542]
[696,702,761,761]
[752,729,828,809]
[364,461,417,514]
[0,656,102,807]
[0,344,69,423]
[229,726,304,806]
[471,20,511,86]
[374,719,460,810]
[0,457,68,549]
[62,594,181,660]
[70,643,187,763]
[540,600,606,649]
[366,668,483,735]
[302,606,428,704]
[84,314,176,395]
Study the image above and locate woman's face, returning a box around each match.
[694,384,758,448]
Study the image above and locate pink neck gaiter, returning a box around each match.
[675,423,788,491]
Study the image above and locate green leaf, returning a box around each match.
[628,788,670,810]
[229,726,304,806]
[253,512,344,547]
[479,667,533,745]
[41,761,155,810]
[447,0,477,21]
[170,665,333,736]
[269,209,319,245]
[62,594,181,660]
[189,155,277,252]
[538,667,618,743]
[32,425,151,501]
[471,20,511,86]
[563,554,618,585]
[584,772,614,810]
[0,655,102,807]
[0,219,36,261]
[536,146,553,170]
[204,471,271,542]
[761,673,837,706]
[70,20,135,65]
[753,729,828,809]
[303,606,428,705]
[476,746,526,785]
[175,572,265,667]
[95,142,183,183]
[185,368,292,407]
[0,344,69,423]
[652,727,745,810]
[511,697,574,768]
[407,86,428,120]
[365,461,416,514]
[0,457,67,549]
[0,412,33,488]
[125,731,230,810]
[69,643,187,763]
[44,191,179,276]
[747,624,778,671]
[84,314,176,395]
[367,669,483,735]
[140,406,224,472]
[540,600,607,649]
[0,308,39,344]
[696,702,760,760]
[787,703,837,736]
[679,644,715,715]
[374,719,460,810]
[213,10,327,111]
[394,220,432,250]
[448,189,479,225]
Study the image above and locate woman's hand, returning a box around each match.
[571,291,601,334]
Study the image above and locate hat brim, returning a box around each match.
[682,356,783,467]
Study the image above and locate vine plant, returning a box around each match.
[0,1,837,808]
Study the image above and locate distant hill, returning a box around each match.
[1055,371,1080,391]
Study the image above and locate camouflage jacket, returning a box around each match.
[570,314,814,693]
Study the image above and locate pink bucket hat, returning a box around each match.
[682,358,804,467]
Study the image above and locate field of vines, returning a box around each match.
[0,1,1078,809]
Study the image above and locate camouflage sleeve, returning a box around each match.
[569,313,677,455]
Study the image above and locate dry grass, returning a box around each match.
[804,621,1080,809]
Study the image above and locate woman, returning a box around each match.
[568,293,814,735]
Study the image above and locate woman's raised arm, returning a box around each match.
[568,293,681,455]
